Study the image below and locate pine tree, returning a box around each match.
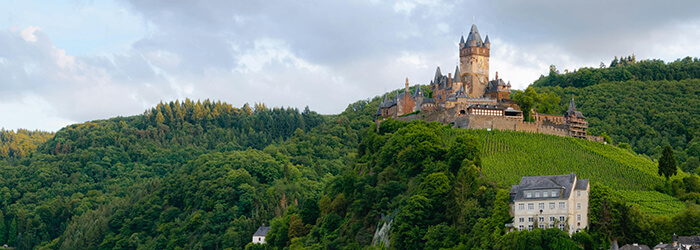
[658,145,677,180]
[7,218,16,246]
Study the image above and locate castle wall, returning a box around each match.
[453,115,569,137]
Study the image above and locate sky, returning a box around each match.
[2,0,700,131]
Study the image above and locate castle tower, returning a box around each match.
[459,24,490,98]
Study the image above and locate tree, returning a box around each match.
[299,198,320,225]
[0,212,5,245]
[681,156,700,174]
[658,145,677,180]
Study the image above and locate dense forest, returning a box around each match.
[518,57,700,173]
[1,60,700,248]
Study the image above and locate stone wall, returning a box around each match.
[376,109,600,143]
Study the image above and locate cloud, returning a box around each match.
[20,26,40,43]
[2,0,700,131]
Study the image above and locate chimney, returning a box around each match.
[495,71,498,80]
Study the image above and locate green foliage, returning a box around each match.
[0,129,54,159]
[512,86,561,120]
[659,145,677,179]
[534,71,700,167]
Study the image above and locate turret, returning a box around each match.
[459,23,490,98]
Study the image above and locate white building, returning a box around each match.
[252,224,271,244]
[509,173,589,235]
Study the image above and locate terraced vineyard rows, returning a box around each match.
[448,129,687,216]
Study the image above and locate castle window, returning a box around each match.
[528,217,533,222]
[560,216,566,221]
[543,192,548,197]
[519,225,524,231]
[528,203,534,210]
[551,191,556,197]
[549,202,555,210]
[577,203,581,210]
[535,192,540,198]
[577,214,581,221]
[526,192,531,198]
[518,203,524,210]
[538,203,544,210]
[519,217,524,223]
[559,202,566,209]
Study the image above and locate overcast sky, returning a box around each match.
[2,0,700,131]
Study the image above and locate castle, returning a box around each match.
[375,24,603,143]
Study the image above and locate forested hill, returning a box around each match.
[526,57,700,174]
[532,56,700,88]
[0,97,379,249]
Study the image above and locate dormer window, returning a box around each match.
[535,192,540,198]
[526,192,532,198]
[543,191,549,198]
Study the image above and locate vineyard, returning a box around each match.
[451,129,687,216]
[614,190,686,216]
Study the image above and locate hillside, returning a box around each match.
[465,129,687,215]
[527,57,700,173]
[0,93,698,249]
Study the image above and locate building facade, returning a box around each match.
[252,224,271,244]
[509,173,590,235]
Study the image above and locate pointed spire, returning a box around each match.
[568,97,576,112]
[434,66,442,83]
[484,35,490,44]
[466,23,483,47]
[453,65,461,82]
[460,35,465,44]
[405,77,409,89]
[413,84,423,97]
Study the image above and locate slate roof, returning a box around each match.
[254,225,271,237]
[460,35,465,44]
[455,85,468,98]
[652,243,676,250]
[453,66,461,83]
[484,35,490,44]
[574,179,589,190]
[678,235,700,245]
[565,97,586,119]
[422,98,435,104]
[465,24,484,48]
[619,244,650,250]
[510,173,588,201]
[434,66,442,84]
[413,85,423,97]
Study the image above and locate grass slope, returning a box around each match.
[455,129,687,216]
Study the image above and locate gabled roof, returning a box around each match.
[455,85,468,98]
[254,225,271,237]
